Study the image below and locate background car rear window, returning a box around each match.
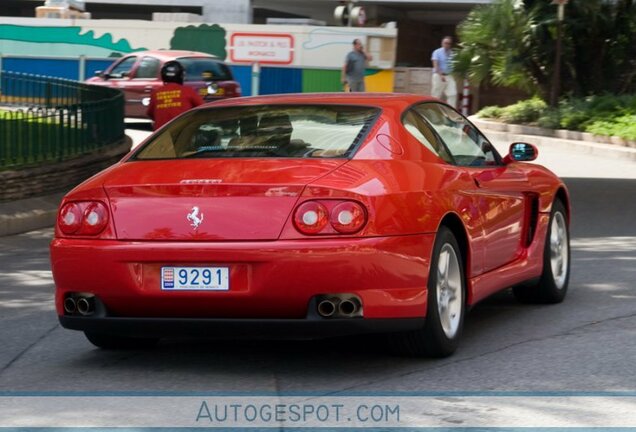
[133,105,380,159]
[179,58,233,81]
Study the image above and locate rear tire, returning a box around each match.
[84,332,158,350]
[513,199,570,304]
[390,226,466,357]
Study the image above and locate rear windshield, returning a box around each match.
[133,105,380,160]
[179,57,233,81]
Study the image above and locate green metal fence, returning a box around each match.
[0,71,125,170]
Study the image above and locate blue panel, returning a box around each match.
[85,59,116,80]
[259,67,302,95]
[2,58,78,80]
[229,65,252,96]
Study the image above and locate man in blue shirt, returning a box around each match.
[342,39,372,92]
[431,36,457,108]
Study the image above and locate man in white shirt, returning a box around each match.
[431,36,457,108]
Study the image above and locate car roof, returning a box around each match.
[197,93,439,110]
[130,50,220,61]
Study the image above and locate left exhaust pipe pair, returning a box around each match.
[64,294,95,316]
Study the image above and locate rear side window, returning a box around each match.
[414,103,500,166]
[133,105,380,160]
[403,110,453,163]
[179,57,233,81]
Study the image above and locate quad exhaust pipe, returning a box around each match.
[338,298,361,317]
[76,297,94,316]
[316,295,362,318]
[64,294,95,316]
[63,297,76,314]
[317,298,337,317]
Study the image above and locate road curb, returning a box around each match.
[471,117,636,162]
[0,192,64,237]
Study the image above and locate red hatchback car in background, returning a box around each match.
[87,50,241,118]
[50,93,571,357]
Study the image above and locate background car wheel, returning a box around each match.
[390,226,466,357]
[84,332,158,350]
[513,199,570,304]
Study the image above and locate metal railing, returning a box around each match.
[0,71,124,170]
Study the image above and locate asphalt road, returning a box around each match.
[1,135,635,395]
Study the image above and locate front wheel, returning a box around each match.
[513,199,570,303]
[390,226,466,357]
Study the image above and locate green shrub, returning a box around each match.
[499,97,548,124]
[477,94,636,140]
[477,105,504,119]
[537,109,561,129]
[585,114,636,141]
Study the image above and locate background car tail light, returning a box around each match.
[294,201,328,234]
[58,203,82,235]
[57,201,109,237]
[221,83,241,97]
[293,200,368,236]
[330,201,367,234]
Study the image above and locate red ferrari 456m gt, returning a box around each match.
[50,93,571,357]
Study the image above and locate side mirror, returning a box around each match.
[503,142,538,164]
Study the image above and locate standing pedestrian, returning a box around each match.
[430,36,457,108]
[147,61,204,130]
[342,39,373,92]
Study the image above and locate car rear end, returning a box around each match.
[179,56,241,101]
[50,103,430,340]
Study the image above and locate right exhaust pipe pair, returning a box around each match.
[317,296,362,318]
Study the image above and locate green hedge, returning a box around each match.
[477,95,636,141]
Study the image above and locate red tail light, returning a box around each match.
[58,203,82,235]
[222,82,241,97]
[293,201,329,234]
[81,202,109,235]
[330,201,367,234]
[293,200,368,236]
[58,201,109,236]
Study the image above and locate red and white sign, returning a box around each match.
[230,33,294,65]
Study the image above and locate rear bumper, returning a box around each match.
[51,234,434,320]
[59,315,426,340]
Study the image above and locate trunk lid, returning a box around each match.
[104,159,347,241]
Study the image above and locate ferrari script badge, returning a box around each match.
[187,206,204,230]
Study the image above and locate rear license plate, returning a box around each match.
[161,267,229,291]
[199,87,225,96]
